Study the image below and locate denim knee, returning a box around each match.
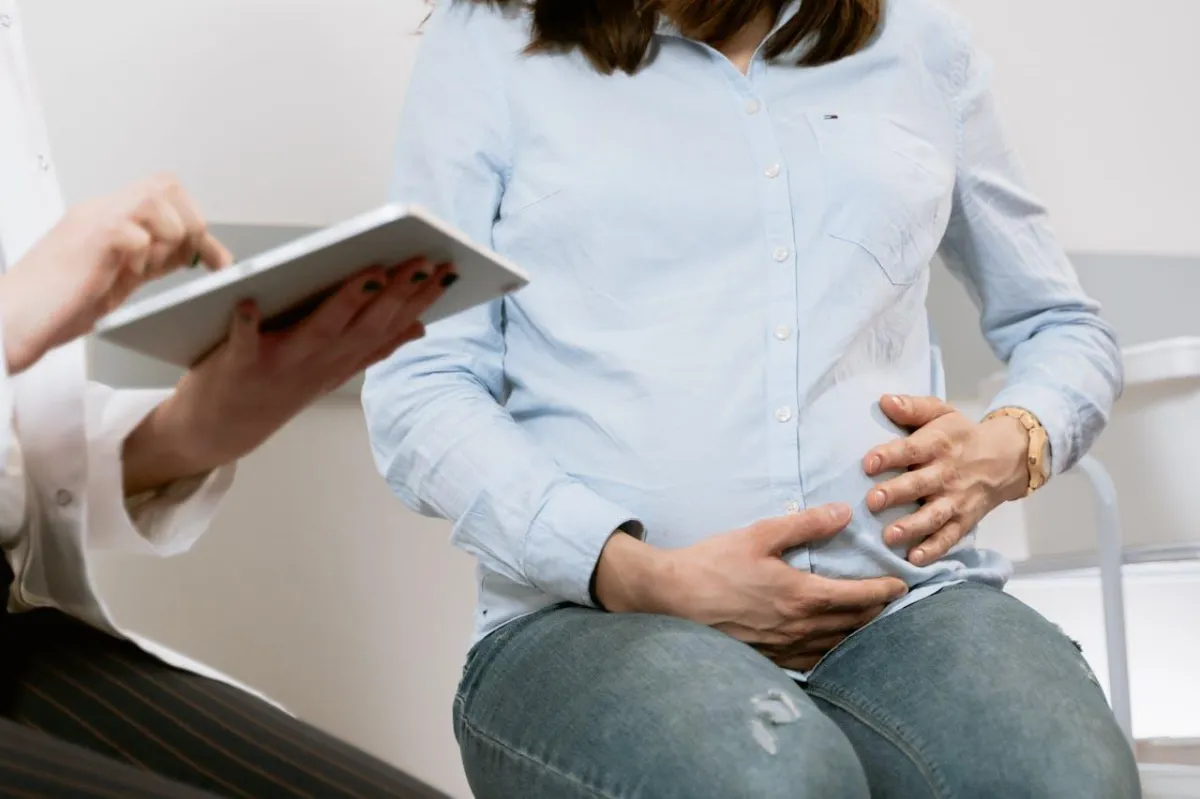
[681,705,872,799]
[991,728,1142,799]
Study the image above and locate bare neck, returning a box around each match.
[718,10,776,74]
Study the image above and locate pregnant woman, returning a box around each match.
[364,1,1137,797]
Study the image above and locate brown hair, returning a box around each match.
[454,0,882,74]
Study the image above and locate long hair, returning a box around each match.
[450,0,882,74]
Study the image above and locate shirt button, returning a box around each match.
[37,154,51,172]
[745,99,762,115]
[765,163,782,179]
[774,325,791,341]
[55,489,73,507]
[786,501,802,514]
[775,407,793,423]
[772,247,790,263]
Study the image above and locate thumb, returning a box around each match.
[753,504,852,555]
[227,300,261,361]
[880,394,953,429]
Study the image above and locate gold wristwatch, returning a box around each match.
[984,406,1051,496]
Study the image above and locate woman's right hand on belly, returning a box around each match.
[594,504,910,671]
[0,174,232,374]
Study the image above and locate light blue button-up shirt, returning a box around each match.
[363,0,1122,648]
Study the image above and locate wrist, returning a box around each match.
[593,531,671,614]
[982,414,1034,502]
[121,398,220,495]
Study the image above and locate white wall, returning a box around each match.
[14,1,1200,796]
[24,0,1200,253]
[946,0,1200,256]
[21,0,428,224]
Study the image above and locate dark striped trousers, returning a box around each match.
[0,604,450,798]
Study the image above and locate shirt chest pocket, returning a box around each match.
[807,111,955,286]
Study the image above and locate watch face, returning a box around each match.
[1033,428,1052,482]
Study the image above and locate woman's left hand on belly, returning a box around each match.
[861,395,1030,566]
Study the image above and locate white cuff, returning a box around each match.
[84,382,235,556]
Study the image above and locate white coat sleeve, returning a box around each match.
[84,382,236,556]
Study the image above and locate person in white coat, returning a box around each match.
[0,2,453,796]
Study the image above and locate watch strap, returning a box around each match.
[985,406,1050,496]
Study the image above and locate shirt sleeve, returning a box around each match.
[83,382,235,557]
[937,28,1123,475]
[361,2,642,608]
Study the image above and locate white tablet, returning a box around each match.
[95,204,530,367]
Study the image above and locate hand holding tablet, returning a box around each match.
[96,204,530,366]
[116,204,530,492]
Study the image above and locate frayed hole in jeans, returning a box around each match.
[749,690,802,755]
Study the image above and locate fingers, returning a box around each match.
[771,654,823,672]
[882,496,956,547]
[758,633,845,657]
[106,219,153,280]
[348,258,445,333]
[163,181,232,270]
[119,175,232,280]
[877,394,955,429]
[226,300,261,362]
[863,423,957,477]
[867,462,959,512]
[297,267,391,340]
[803,574,909,613]
[769,634,849,656]
[343,259,454,364]
[752,503,852,555]
[763,634,849,671]
[778,606,885,641]
[132,193,188,276]
[909,520,968,566]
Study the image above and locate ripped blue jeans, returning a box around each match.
[453,583,1140,799]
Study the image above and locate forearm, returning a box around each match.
[0,271,49,375]
[121,400,221,496]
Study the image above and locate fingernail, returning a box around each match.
[886,526,903,545]
[363,280,384,294]
[912,548,926,564]
[410,271,429,283]
[440,273,459,288]
[827,504,849,522]
[891,395,907,411]
[871,489,886,507]
[867,455,881,473]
